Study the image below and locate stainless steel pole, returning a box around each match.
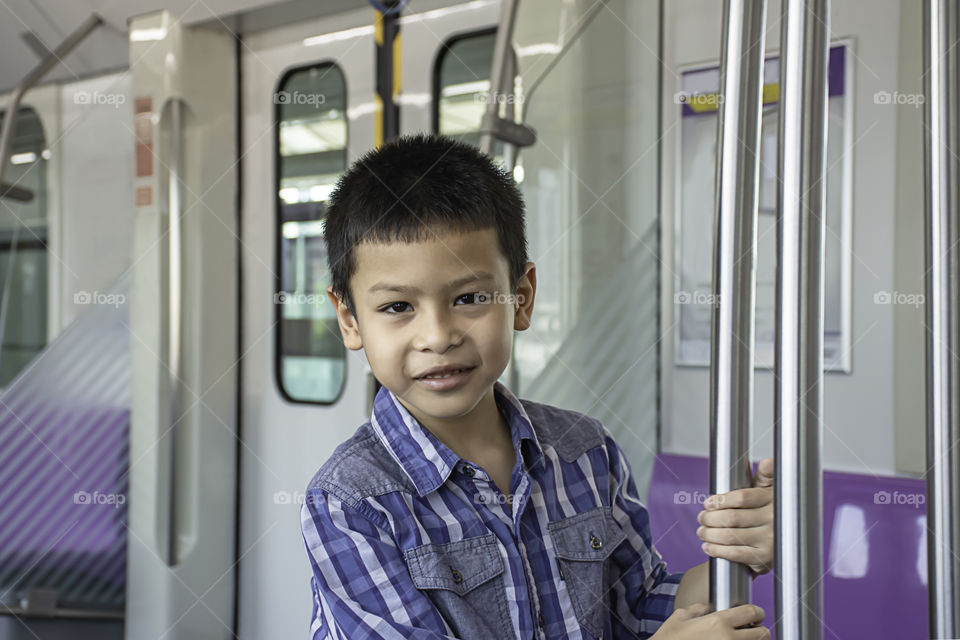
[774,0,829,638]
[479,0,520,156]
[922,0,960,637]
[709,0,767,612]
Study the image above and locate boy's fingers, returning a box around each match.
[702,542,767,568]
[752,458,774,488]
[720,604,765,628]
[698,526,756,547]
[698,508,770,528]
[740,626,772,640]
[705,487,771,510]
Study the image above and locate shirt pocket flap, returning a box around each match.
[404,533,505,596]
[548,506,627,561]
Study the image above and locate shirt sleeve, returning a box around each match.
[300,488,462,640]
[601,428,685,639]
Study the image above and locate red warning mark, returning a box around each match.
[134,97,153,178]
[135,185,152,207]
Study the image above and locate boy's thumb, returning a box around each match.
[752,457,775,488]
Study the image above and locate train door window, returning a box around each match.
[275,63,347,404]
[0,107,47,388]
[433,29,520,171]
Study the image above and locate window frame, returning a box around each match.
[431,26,498,135]
[0,105,48,390]
[272,60,349,406]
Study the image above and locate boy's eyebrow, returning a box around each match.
[368,271,496,295]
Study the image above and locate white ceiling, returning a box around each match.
[0,0,303,93]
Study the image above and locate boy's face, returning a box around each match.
[327,226,536,428]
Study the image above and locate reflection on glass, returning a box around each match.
[0,107,47,388]
[509,0,661,498]
[436,30,522,179]
[276,64,347,403]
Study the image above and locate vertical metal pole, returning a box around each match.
[479,0,520,156]
[374,1,401,147]
[709,0,767,612]
[923,0,960,637]
[774,0,829,638]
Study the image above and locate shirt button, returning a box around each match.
[451,568,463,584]
[589,535,603,550]
[538,611,543,628]
[461,465,475,477]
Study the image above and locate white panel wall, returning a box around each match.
[58,73,134,330]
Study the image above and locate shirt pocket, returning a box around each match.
[404,533,515,640]
[548,506,627,639]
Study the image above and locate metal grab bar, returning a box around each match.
[160,97,187,567]
[479,0,535,155]
[0,14,102,188]
[709,0,767,612]
[774,0,829,638]
[922,0,960,636]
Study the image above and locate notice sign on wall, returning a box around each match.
[674,43,853,373]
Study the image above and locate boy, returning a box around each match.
[301,134,774,639]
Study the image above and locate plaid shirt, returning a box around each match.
[300,380,683,639]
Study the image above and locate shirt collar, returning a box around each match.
[369,380,545,497]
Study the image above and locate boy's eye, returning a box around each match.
[380,302,411,314]
[456,292,488,305]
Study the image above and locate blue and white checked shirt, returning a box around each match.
[300,380,683,639]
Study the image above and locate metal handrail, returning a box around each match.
[709,0,767,612]
[922,0,960,636]
[774,0,829,638]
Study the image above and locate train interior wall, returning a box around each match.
[661,0,926,479]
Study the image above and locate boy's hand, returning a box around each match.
[696,458,774,576]
[652,603,769,639]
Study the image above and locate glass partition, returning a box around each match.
[0,107,48,388]
[511,0,662,498]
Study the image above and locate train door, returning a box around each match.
[237,2,501,637]
[238,9,374,640]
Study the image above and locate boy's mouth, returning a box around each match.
[414,365,476,380]
[414,366,476,391]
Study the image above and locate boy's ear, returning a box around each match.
[327,285,363,350]
[513,262,537,331]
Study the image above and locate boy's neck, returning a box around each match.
[399,387,514,463]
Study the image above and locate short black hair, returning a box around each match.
[323,133,528,316]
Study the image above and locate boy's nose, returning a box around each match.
[413,308,463,352]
